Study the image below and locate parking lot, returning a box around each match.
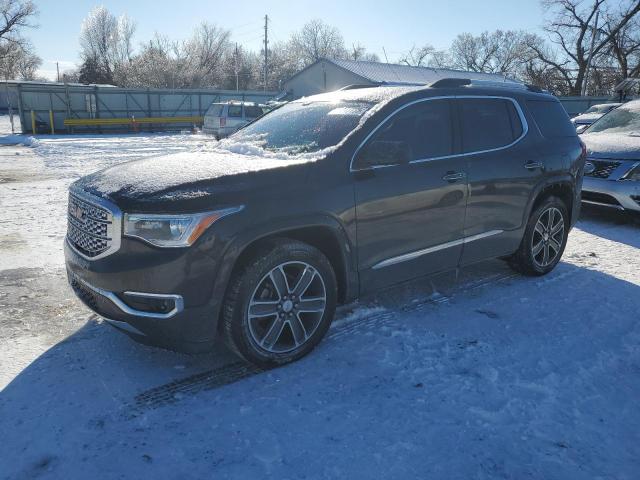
[1,125,639,478]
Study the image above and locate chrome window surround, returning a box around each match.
[372,230,504,270]
[73,275,184,319]
[350,95,529,172]
[67,188,122,261]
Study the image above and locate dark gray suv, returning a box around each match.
[65,79,585,367]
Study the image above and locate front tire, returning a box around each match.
[221,239,337,368]
[508,196,569,276]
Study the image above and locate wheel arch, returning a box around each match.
[212,215,358,334]
[526,176,577,226]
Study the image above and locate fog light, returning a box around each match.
[120,292,177,314]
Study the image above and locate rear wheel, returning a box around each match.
[221,239,337,368]
[508,196,569,276]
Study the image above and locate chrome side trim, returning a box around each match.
[581,199,625,211]
[350,95,529,172]
[372,230,504,270]
[74,276,184,319]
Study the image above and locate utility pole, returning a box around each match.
[56,62,60,83]
[234,43,240,91]
[582,10,599,97]
[263,14,269,91]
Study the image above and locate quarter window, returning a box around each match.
[245,106,263,118]
[458,98,524,153]
[359,99,454,167]
[227,105,243,118]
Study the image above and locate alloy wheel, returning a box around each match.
[247,261,327,354]
[531,207,565,268]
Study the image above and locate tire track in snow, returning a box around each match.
[126,271,521,414]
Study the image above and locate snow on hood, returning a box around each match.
[581,132,640,160]
[573,113,602,123]
[78,86,422,199]
[80,141,330,198]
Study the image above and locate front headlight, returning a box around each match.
[624,164,640,181]
[123,206,243,247]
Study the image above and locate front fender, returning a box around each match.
[206,211,358,332]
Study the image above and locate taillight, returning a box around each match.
[219,117,226,127]
[580,140,587,159]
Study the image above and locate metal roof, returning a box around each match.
[318,58,518,86]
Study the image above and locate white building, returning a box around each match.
[283,58,518,98]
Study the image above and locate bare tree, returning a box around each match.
[181,23,231,87]
[449,30,536,75]
[290,19,347,66]
[349,43,379,62]
[397,44,451,68]
[79,6,137,84]
[0,0,41,79]
[604,13,640,80]
[533,0,640,95]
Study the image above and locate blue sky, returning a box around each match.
[31,0,546,79]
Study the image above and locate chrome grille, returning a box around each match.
[66,190,121,259]
[585,159,621,179]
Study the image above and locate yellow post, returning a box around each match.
[31,110,36,134]
[49,110,55,134]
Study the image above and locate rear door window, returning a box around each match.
[526,100,576,138]
[227,105,243,118]
[458,98,524,153]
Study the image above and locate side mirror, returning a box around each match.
[356,140,411,169]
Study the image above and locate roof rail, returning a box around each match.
[430,77,548,93]
[429,78,471,88]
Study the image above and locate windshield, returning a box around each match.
[584,105,610,114]
[586,103,640,135]
[228,101,373,155]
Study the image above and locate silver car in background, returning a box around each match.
[580,100,640,212]
[202,101,268,139]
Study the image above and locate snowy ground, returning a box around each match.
[1,122,639,479]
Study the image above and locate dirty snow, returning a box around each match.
[1,123,639,479]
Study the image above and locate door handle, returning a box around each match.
[524,161,544,170]
[442,171,466,182]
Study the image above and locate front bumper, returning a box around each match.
[64,238,221,353]
[581,177,640,212]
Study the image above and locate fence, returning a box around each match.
[6,82,278,134]
[1,81,628,133]
[557,96,616,117]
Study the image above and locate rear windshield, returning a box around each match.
[206,103,224,117]
[527,100,576,138]
[586,102,640,134]
[230,101,373,155]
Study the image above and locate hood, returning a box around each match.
[572,113,602,124]
[581,132,640,161]
[74,148,320,211]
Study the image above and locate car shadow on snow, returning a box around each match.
[2,245,640,477]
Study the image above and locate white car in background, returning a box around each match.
[580,99,640,213]
[572,103,622,132]
[202,101,269,139]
